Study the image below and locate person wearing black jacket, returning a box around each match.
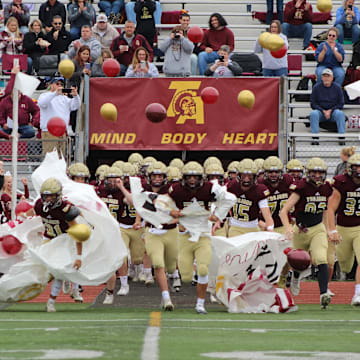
[134,0,156,48]
[39,0,66,33]
[45,15,72,55]
[23,19,48,74]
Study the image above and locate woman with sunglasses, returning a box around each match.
[315,27,345,86]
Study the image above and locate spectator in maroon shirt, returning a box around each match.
[198,13,234,75]
[0,89,40,138]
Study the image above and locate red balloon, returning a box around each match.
[270,45,287,59]
[15,200,33,216]
[287,249,311,272]
[1,235,22,255]
[47,117,66,137]
[145,103,167,123]
[201,87,219,104]
[187,26,203,43]
[102,59,120,77]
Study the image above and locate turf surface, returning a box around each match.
[1,304,360,360]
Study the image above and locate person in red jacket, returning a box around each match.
[282,0,313,49]
[110,20,153,75]
[198,13,234,75]
[0,88,40,138]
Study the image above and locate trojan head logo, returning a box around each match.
[167,81,204,124]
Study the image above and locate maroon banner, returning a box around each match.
[88,77,279,151]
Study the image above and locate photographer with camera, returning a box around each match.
[159,25,194,77]
[335,0,360,44]
[204,45,242,77]
[37,76,80,156]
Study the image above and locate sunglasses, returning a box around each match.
[328,34,336,37]
[53,22,62,25]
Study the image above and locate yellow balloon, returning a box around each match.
[238,90,255,110]
[100,103,117,122]
[258,32,271,48]
[67,223,91,243]
[317,0,332,13]
[58,59,75,79]
[264,34,285,52]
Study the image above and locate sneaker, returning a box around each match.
[290,273,300,296]
[277,275,286,289]
[191,274,197,286]
[71,288,84,303]
[46,300,56,313]
[327,288,335,297]
[338,137,346,146]
[311,137,319,146]
[145,273,154,286]
[139,271,147,283]
[351,294,360,306]
[320,293,331,309]
[172,277,181,292]
[62,280,71,294]
[103,291,114,305]
[161,298,174,311]
[195,303,207,314]
[117,284,129,296]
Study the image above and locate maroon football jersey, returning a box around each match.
[259,174,294,227]
[291,178,333,227]
[34,199,75,239]
[96,184,126,223]
[226,180,270,222]
[333,174,360,227]
[168,182,214,211]
[120,204,137,225]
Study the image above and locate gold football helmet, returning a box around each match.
[263,156,283,183]
[182,161,204,189]
[112,160,125,170]
[205,163,225,184]
[95,164,110,181]
[167,166,182,183]
[40,178,62,208]
[67,163,90,181]
[128,153,143,165]
[169,158,184,170]
[306,157,327,185]
[347,154,360,177]
[203,156,222,169]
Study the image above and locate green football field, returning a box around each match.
[1,304,360,360]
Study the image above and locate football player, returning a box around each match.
[280,157,333,309]
[34,178,83,312]
[128,152,143,168]
[167,166,182,185]
[169,158,184,171]
[168,161,234,314]
[226,161,239,182]
[254,158,265,183]
[91,164,111,186]
[95,167,134,305]
[227,159,274,236]
[286,159,304,182]
[327,154,360,306]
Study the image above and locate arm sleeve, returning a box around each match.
[67,43,76,59]
[19,4,30,24]
[228,61,242,76]
[204,64,214,76]
[70,95,81,111]
[199,31,209,51]
[37,91,57,107]
[182,37,194,53]
[258,198,269,209]
[146,62,159,77]
[125,64,136,77]
[227,28,235,52]
[331,86,344,110]
[158,37,171,53]
[0,129,10,139]
[4,73,15,97]
[81,4,93,21]
[110,37,120,58]
[91,40,101,60]
[310,86,323,111]
[29,100,40,128]
[303,4,313,22]
[284,2,296,22]
[64,205,81,222]
[67,5,80,23]
[254,39,263,53]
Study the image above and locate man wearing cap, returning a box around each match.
[309,68,346,145]
[92,13,119,49]
[37,77,80,156]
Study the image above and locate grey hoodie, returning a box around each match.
[67,36,102,61]
[159,36,194,76]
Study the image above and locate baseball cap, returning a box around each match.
[50,76,65,84]
[98,14,108,23]
[322,68,333,76]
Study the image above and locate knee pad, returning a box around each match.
[197,264,209,277]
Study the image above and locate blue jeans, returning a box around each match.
[198,51,219,75]
[310,109,346,134]
[282,22,312,48]
[335,24,360,44]
[315,65,345,86]
[266,0,283,24]
[3,125,35,138]
[125,1,162,25]
[99,0,124,16]
[70,27,81,40]
[262,67,287,76]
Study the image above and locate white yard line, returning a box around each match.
[141,312,161,360]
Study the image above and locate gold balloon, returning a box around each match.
[237,90,255,110]
[258,32,271,48]
[100,103,117,122]
[264,34,285,52]
[67,223,91,243]
[58,59,75,79]
[317,0,332,13]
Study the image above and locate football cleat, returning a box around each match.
[290,273,300,296]
[172,277,181,292]
[62,280,71,295]
[145,273,154,286]
[351,294,360,306]
[103,292,114,305]
[277,275,286,289]
[71,288,83,303]
[161,298,174,311]
[327,288,335,297]
[117,284,129,296]
[320,293,331,309]
[46,300,56,313]
[195,303,207,315]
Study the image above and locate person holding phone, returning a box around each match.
[335,0,360,44]
[70,44,92,87]
[204,44,242,77]
[125,46,158,77]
